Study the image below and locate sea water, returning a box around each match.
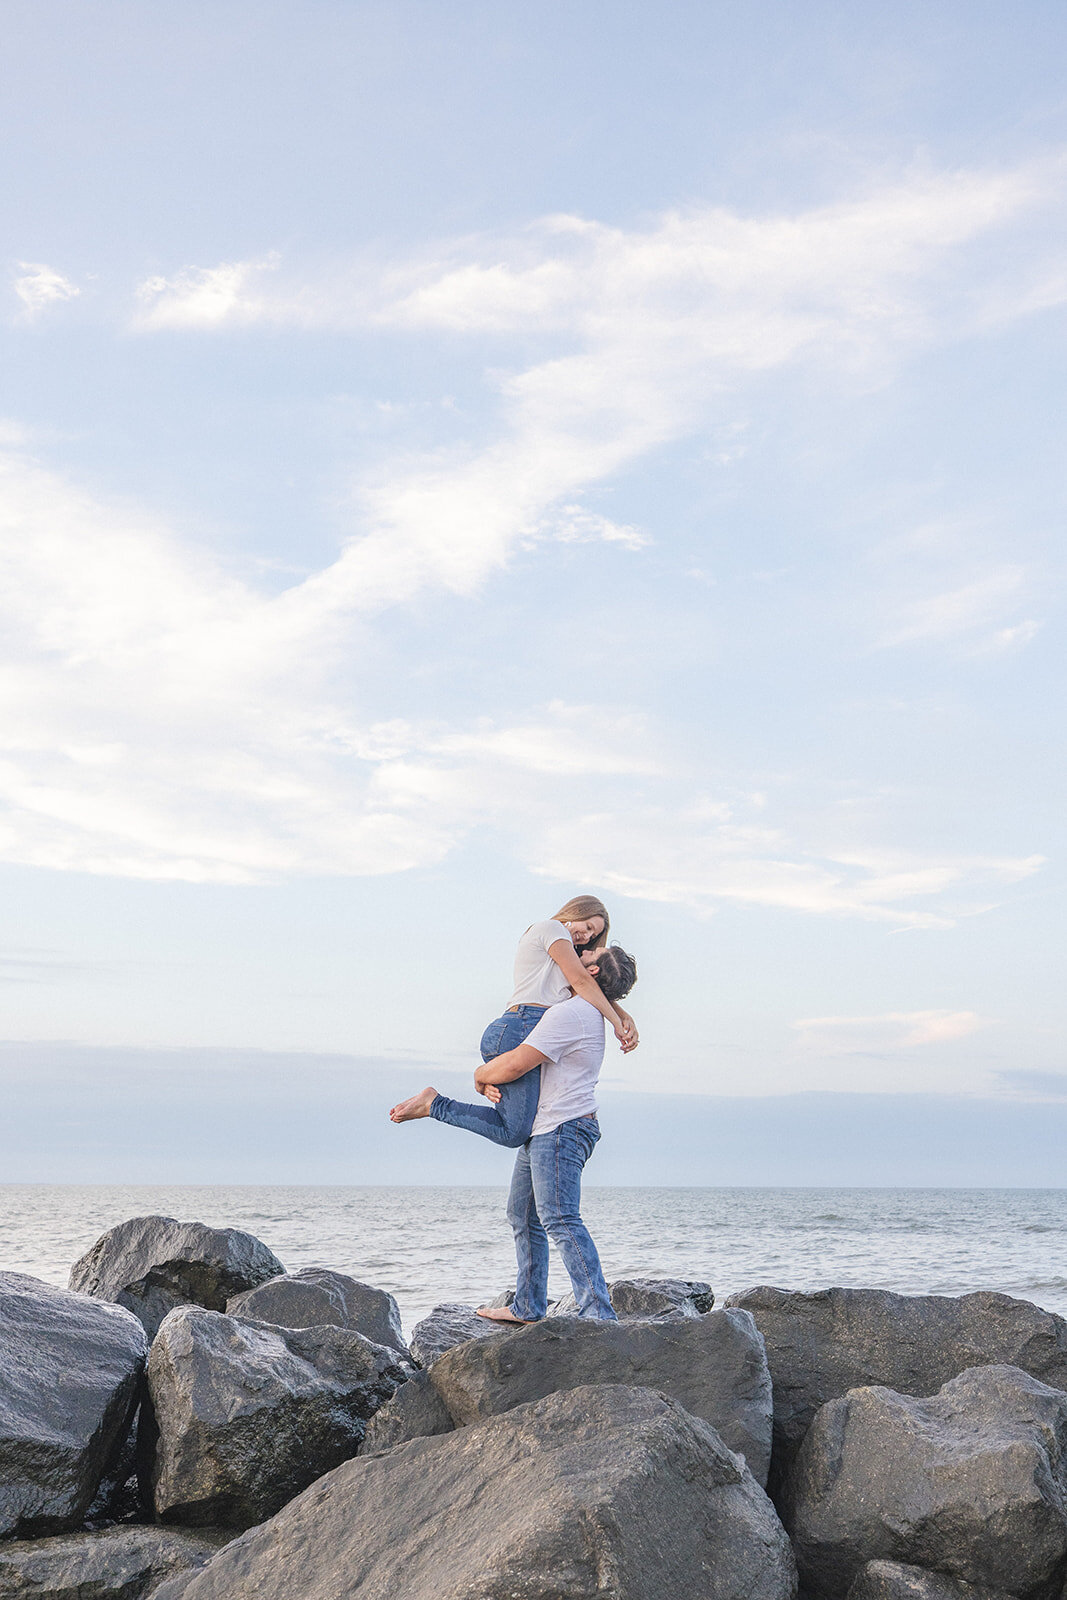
[1,1184,1065,1337]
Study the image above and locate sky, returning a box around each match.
[1,1,1065,1183]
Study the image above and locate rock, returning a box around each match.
[430,1307,773,1485]
[846,1561,1019,1600]
[145,1385,798,1600]
[0,1272,147,1540]
[0,1525,230,1600]
[552,1275,715,1318]
[360,1371,454,1453]
[407,1303,505,1367]
[70,1217,285,1340]
[146,1306,408,1529]
[725,1286,1067,1489]
[226,1268,405,1354]
[784,1363,1067,1600]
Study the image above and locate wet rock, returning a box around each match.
[69,1218,285,1340]
[147,1306,407,1529]
[725,1286,1067,1489]
[146,1385,798,1600]
[407,1303,505,1367]
[360,1371,454,1453]
[430,1307,773,1485]
[0,1273,147,1540]
[784,1364,1067,1600]
[845,1561,1019,1600]
[226,1268,405,1354]
[0,1524,230,1600]
[552,1275,715,1318]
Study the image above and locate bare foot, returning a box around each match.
[389,1087,438,1123]
[476,1305,535,1324]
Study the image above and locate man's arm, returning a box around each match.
[474,1041,548,1092]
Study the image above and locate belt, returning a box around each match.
[505,1003,549,1013]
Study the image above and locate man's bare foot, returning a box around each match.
[389,1087,438,1123]
[476,1305,535,1324]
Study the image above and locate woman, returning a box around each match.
[389,894,637,1143]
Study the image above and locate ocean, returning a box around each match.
[2,1184,1065,1337]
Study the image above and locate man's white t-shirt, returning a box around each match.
[507,919,575,1008]
[525,995,606,1137]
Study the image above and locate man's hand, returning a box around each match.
[484,1083,502,1104]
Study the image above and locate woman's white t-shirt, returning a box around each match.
[507,919,575,1007]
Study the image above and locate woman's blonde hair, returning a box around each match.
[552,894,610,950]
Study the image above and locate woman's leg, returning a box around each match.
[505,1143,550,1321]
[428,1071,540,1148]
[529,1117,616,1320]
[423,1007,544,1147]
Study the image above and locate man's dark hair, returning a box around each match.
[593,944,637,1003]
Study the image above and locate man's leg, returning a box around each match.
[505,1143,550,1321]
[529,1118,616,1321]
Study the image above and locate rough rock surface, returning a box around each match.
[0,1525,230,1600]
[147,1306,408,1528]
[360,1371,454,1453]
[784,1363,1067,1600]
[430,1307,773,1485]
[69,1217,285,1339]
[147,1385,798,1600]
[845,1562,1019,1600]
[726,1285,1067,1487]
[407,1303,505,1367]
[226,1268,405,1353]
[0,1272,147,1540]
[553,1275,715,1318]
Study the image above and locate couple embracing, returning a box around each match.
[389,895,638,1324]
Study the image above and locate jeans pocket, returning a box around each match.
[479,1017,508,1062]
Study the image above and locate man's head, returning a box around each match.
[579,943,637,1003]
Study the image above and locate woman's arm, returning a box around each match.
[614,1005,639,1050]
[547,938,637,1050]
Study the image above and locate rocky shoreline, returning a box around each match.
[3,1214,1067,1598]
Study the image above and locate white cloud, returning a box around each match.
[13,262,80,319]
[794,1010,989,1052]
[124,162,1062,619]
[0,441,1044,915]
[881,566,1042,652]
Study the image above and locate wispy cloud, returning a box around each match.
[13,262,80,320]
[881,567,1042,652]
[996,1069,1067,1101]
[136,255,280,330]
[794,1010,989,1052]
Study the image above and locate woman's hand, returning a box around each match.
[614,1007,639,1053]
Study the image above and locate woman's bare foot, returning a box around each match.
[476,1305,534,1324]
[389,1087,437,1123]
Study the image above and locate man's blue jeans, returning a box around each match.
[508,1115,616,1321]
[428,1005,545,1149]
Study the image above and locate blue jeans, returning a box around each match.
[428,1006,545,1149]
[508,1115,616,1322]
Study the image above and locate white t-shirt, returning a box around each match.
[526,995,606,1137]
[507,919,575,1007]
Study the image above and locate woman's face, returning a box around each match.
[566,915,605,946]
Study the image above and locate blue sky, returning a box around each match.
[1,1,1065,1178]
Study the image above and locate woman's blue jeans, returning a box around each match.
[428,1005,545,1148]
[508,1114,616,1322]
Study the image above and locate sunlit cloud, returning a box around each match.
[13,262,80,320]
[794,1010,990,1052]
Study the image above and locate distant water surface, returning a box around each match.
[1,1185,1065,1336]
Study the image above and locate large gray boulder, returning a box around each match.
[726,1286,1067,1488]
[407,1303,505,1367]
[784,1364,1067,1600]
[148,1385,798,1600]
[846,1562,1018,1600]
[430,1307,773,1485]
[146,1306,407,1528]
[0,1272,147,1540]
[226,1268,405,1354]
[360,1371,454,1453]
[0,1525,230,1600]
[553,1275,714,1318]
[70,1217,285,1339]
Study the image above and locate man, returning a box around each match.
[474,943,638,1325]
